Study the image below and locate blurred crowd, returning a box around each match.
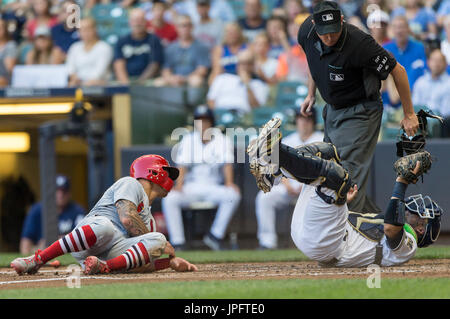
[0,0,449,119]
[3,0,450,251]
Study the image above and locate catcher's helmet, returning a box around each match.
[130,155,179,192]
[405,194,443,248]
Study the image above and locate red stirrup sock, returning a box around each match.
[39,225,97,263]
[105,242,171,272]
[106,242,150,271]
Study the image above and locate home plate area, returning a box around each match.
[1,259,450,290]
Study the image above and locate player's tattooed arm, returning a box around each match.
[115,199,149,237]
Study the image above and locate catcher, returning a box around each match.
[247,118,442,267]
[10,154,198,275]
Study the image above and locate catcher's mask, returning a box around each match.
[405,194,443,248]
[396,109,443,157]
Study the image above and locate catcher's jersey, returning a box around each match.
[84,177,155,236]
[336,220,418,267]
[291,184,417,267]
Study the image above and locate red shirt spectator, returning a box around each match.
[25,0,59,40]
[146,0,178,46]
[147,20,178,45]
[26,16,59,40]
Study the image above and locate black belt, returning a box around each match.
[374,243,383,266]
[329,96,382,110]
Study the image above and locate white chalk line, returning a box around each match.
[0,267,427,286]
[0,275,130,286]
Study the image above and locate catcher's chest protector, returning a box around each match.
[347,212,385,242]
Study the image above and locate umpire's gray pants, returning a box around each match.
[322,99,383,213]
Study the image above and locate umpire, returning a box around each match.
[298,1,419,213]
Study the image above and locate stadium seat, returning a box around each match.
[213,109,245,128]
[251,106,286,128]
[91,4,130,46]
[274,81,308,110]
[229,0,279,19]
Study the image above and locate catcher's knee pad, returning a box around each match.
[295,142,341,163]
[315,160,352,206]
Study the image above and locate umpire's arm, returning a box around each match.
[390,62,419,137]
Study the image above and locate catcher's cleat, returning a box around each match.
[83,256,111,275]
[249,158,280,193]
[10,250,44,275]
[247,118,283,193]
[295,142,341,163]
[247,117,282,161]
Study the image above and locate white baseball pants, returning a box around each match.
[161,182,241,245]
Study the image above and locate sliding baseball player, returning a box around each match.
[11,154,197,275]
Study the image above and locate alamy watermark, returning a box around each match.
[169,120,280,173]
[66,4,81,29]
[66,264,82,288]
[366,264,381,288]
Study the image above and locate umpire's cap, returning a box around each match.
[194,105,215,125]
[313,1,343,35]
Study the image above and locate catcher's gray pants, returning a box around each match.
[322,99,383,214]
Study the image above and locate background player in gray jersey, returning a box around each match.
[11,154,198,275]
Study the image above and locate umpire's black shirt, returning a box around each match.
[298,16,397,109]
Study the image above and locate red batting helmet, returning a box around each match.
[130,154,179,192]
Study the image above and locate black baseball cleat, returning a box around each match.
[247,117,283,193]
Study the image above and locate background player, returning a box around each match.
[10,154,197,275]
[255,108,323,249]
[248,118,442,267]
[20,175,86,255]
[162,105,241,251]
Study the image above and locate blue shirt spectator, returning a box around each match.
[391,3,437,37]
[113,8,164,84]
[179,0,236,24]
[383,38,427,90]
[412,49,450,118]
[157,15,210,87]
[114,33,164,78]
[221,43,247,74]
[21,202,85,245]
[238,0,267,42]
[20,174,86,255]
[163,39,210,76]
[51,23,80,53]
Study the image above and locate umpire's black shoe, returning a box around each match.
[203,232,225,251]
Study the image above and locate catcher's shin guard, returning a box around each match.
[279,144,352,205]
[295,142,341,163]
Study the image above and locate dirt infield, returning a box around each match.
[1,259,450,290]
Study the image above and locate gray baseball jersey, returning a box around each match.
[85,177,155,236]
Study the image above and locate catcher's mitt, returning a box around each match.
[393,151,432,183]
